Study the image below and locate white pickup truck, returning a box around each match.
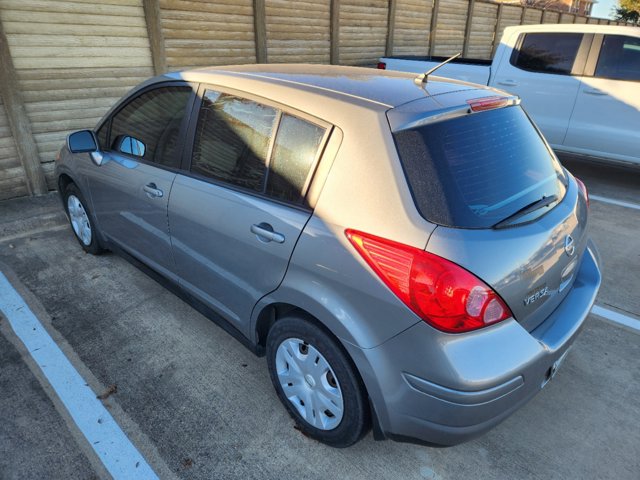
[380,24,640,166]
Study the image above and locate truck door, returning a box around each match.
[491,32,589,147]
[564,34,640,165]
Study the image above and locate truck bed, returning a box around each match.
[383,56,492,66]
[379,56,492,86]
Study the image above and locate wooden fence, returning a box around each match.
[0,0,630,200]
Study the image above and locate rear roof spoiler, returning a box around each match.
[388,94,520,133]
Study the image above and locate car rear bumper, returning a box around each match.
[345,241,601,446]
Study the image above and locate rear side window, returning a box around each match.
[266,114,325,204]
[512,33,583,75]
[192,90,277,192]
[110,86,191,168]
[393,107,567,229]
[595,35,640,81]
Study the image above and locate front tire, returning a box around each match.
[266,315,370,447]
[63,183,103,255]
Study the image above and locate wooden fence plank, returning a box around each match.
[254,0,267,62]
[330,0,340,64]
[428,0,439,56]
[143,0,166,74]
[385,0,396,56]
[491,3,503,58]
[462,0,475,57]
[0,20,46,195]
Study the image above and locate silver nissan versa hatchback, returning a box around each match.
[56,64,601,448]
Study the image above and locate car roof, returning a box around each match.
[164,64,485,110]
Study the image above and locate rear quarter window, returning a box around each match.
[392,106,567,229]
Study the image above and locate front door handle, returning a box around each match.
[584,89,607,96]
[497,80,518,87]
[143,183,163,198]
[251,223,285,244]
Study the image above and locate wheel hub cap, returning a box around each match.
[67,195,92,246]
[275,338,344,431]
[304,374,315,388]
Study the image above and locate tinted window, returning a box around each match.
[393,107,567,229]
[513,33,583,74]
[110,86,191,168]
[191,90,278,192]
[595,35,640,81]
[266,115,325,204]
[95,121,109,150]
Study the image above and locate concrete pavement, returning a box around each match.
[0,158,638,479]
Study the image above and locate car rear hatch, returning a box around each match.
[387,92,589,332]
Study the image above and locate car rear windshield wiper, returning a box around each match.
[493,194,559,229]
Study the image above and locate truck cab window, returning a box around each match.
[595,35,640,82]
[513,33,583,75]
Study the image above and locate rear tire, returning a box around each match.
[63,183,104,255]
[266,315,370,447]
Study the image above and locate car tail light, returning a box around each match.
[377,62,386,70]
[575,177,589,208]
[466,96,510,112]
[345,230,512,333]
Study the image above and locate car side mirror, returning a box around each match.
[67,130,105,166]
[117,135,146,158]
[68,130,98,153]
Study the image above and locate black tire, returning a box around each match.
[62,182,104,255]
[266,315,370,447]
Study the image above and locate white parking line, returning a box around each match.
[592,305,640,332]
[590,195,640,211]
[0,272,159,480]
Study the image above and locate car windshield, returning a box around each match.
[392,106,567,228]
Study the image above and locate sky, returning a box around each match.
[591,0,618,19]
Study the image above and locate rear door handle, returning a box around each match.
[584,89,607,96]
[251,223,285,244]
[497,80,518,87]
[143,183,163,198]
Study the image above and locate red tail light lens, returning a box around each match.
[377,62,387,70]
[575,177,589,208]
[345,230,512,333]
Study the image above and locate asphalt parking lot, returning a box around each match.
[0,157,639,480]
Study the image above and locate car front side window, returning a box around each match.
[109,86,192,169]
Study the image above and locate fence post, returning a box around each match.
[0,21,47,196]
[520,6,528,25]
[491,3,504,58]
[330,0,340,64]
[428,0,440,57]
[142,0,166,75]
[253,0,267,63]
[462,0,475,58]
[385,0,397,57]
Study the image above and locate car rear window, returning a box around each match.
[393,106,567,229]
